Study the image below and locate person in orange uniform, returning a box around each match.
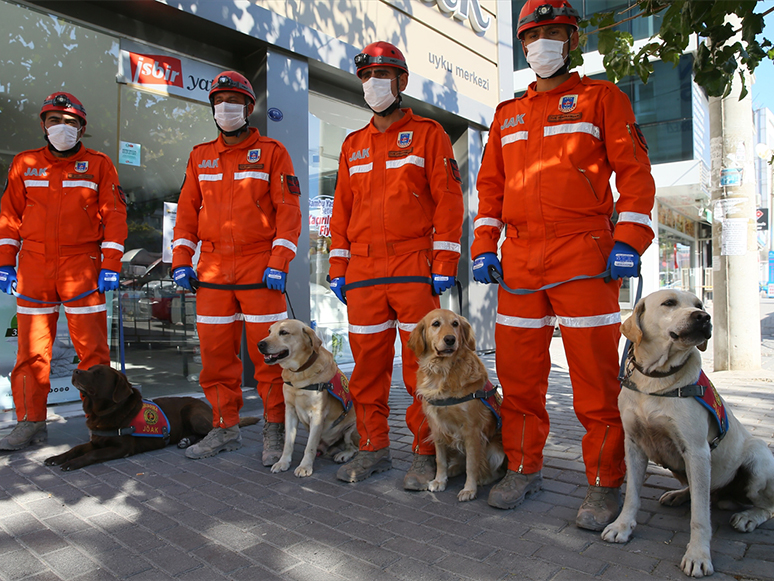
[472,0,655,530]
[329,42,465,486]
[172,71,302,462]
[0,92,127,451]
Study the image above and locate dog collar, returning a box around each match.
[293,350,319,373]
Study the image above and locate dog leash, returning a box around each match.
[489,267,612,295]
[341,276,464,314]
[617,273,644,382]
[190,279,296,319]
[13,286,127,374]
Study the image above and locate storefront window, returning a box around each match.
[658,204,697,293]
[115,85,213,396]
[308,93,371,366]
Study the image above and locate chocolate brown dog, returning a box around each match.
[44,365,258,471]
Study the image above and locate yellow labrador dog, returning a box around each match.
[258,320,359,477]
[408,309,506,501]
[602,289,774,577]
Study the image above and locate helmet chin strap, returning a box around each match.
[535,54,572,80]
[45,137,82,157]
[372,94,402,117]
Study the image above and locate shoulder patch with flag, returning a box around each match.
[285,175,301,196]
[633,123,649,152]
[447,158,461,183]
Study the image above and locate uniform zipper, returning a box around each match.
[414,417,427,453]
[22,375,27,421]
[626,124,639,161]
[517,413,526,473]
[577,168,599,201]
[280,174,285,204]
[595,425,610,486]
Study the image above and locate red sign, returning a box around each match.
[129,53,184,88]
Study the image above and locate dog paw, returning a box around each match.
[601,520,635,543]
[294,464,313,478]
[428,479,447,492]
[457,488,477,502]
[177,437,192,449]
[333,450,357,464]
[681,544,713,577]
[271,460,291,473]
[660,488,690,506]
[44,456,61,466]
[731,508,767,532]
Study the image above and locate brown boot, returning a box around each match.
[336,448,392,482]
[487,470,542,509]
[0,421,47,451]
[261,422,285,467]
[403,454,436,490]
[576,486,622,531]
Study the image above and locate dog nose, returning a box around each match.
[73,369,82,376]
[257,340,267,353]
[444,335,456,347]
[692,311,711,325]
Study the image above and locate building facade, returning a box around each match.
[0,0,513,406]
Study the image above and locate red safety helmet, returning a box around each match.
[40,92,87,126]
[354,42,408,78]
[208,71,256,105]
[517,0,580,39]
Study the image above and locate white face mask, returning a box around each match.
[362,77,397,113]
[213,102,247,132]
[525,38,569,78]
[47,124,80,152]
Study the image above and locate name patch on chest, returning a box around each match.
[388,147,414,158]
[547,113,582,123]
[238,163,264,170]
[68,173,95,179]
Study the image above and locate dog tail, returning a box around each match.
[238,416,261,427]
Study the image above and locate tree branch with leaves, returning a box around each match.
[570,0,773,100]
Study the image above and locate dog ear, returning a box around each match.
[112,369,134,403]
[407,318,427,356]
[621,300,644,345]
[304,324,322,351]
[459,316,476,351]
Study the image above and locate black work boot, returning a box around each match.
[336,448,392,482]
[487,470,543,509]
[576,486,622,531]
[403,454,436,490]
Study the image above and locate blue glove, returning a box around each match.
[329,277,346,305]
[432,274,455,295]
[0,266,17,296]
[173,266,197,292]
[607,242,640,280]
[98,269,120,293]
[472,253,502,284]
[262,268,286,292]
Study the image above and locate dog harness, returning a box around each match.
[90,400,171,442]
[423,380,503,430]
[620,359,729,450]
[288,369,353,428]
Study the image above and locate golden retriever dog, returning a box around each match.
[602,289,774,577]
[44,365,259,471]
[408,309,506,501]
[258,320,359,477]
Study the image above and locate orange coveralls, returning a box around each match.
[173,128,301,429]
[472,73,655,487]
[329,109,464,453]
[0,144,127,422]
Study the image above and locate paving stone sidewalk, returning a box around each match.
[1,343,773,581]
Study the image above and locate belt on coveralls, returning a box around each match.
[189,280,295,319]
[340,276,464,314]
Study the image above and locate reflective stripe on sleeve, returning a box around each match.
[62,180,98,190]
[543,123,601,141]
[234,171,269,182]
[556,312,620,328]
[496,313,556,329]
[173,239,197,251]
[63,304,107,315]
[433,241,461,253]
[349,320,397,334]
[0,239,21,248]
[385,156,425,170]
[474,217,504,230]
[617,212,652,227]
[501,131,528,146]
[101,242,124,252]
[273,239,297,254]
[349,163,373,176]
[330,249,351,259]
